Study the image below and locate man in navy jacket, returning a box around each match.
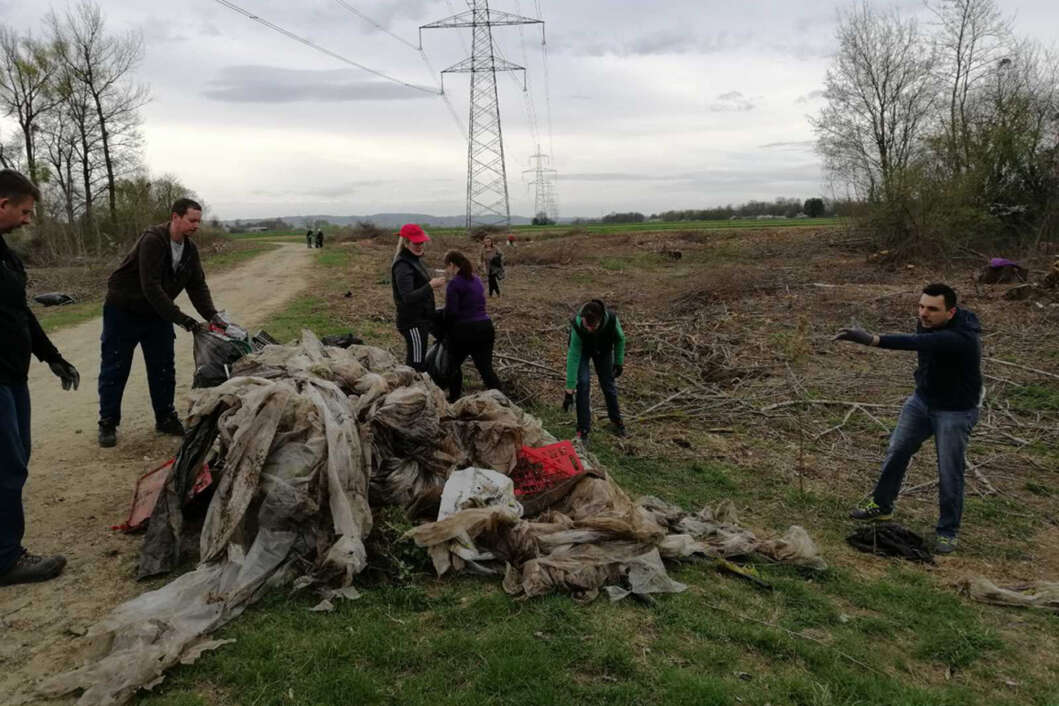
[834,283,982,555]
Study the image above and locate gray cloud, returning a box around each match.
[759,140,815,151]
[562,165,820,187]
[251,181,384,199]
[708,91,755,112]
[554,29,748,57]
[203,66,429,103]
[795,89,825,104]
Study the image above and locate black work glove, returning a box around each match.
[613,364,624,378]
[562,391,574,413]
[49,357,80,391]
[833,328,875,346]
[182,318,204,334]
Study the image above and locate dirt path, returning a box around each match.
[1,242,315,701]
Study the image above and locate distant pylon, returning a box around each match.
[421,1,543,231]
[523,145,558,222]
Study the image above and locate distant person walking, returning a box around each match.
[480,236,504,297]
[306,230,313,248]
[442,250,502,402]
[315,229,324,248]
[563,299,627,444]
[391,224,444,372]
[97,198,222,448]
[836,283,982,555]
[0,169,79,585]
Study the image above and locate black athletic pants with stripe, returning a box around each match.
[400,324,431,372]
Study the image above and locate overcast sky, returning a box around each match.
[1,0,1056,219]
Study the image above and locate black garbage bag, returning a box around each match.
[192,329,252,389]
[321,332,364,348]
[33,292,75,306]
[424,337,456,389]
[846,523,935,564]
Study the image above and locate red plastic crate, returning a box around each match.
[510,441,584,497]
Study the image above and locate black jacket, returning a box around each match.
[878,308,983,410]
[0,235,61,386]
[391,248,436,330]
[105,223,217,328]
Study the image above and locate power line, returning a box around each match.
[534,0,556,160]
[328,0,466,137]
[212,0,438,95]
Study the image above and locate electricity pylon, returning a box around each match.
[421,1,543,231]
[523,145,558,222]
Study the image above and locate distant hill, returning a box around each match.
[225,213,537,228]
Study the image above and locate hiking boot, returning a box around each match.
[935,536,959,555]
[98,419,117,448]
[0,551,67,586]
[848,499,893,522]
[611,420,628,438]
[155,414,185,437]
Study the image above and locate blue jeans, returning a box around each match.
[872,394,979,538]
[0,384,31,573]
[98,304,177,425]
[575,351,622,435]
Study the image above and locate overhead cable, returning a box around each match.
[213,0,439,94]
[329,0,465,137]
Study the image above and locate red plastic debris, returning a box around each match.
[509,441,584,497]
[112,458,212,533]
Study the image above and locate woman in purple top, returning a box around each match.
[442,250,502,402]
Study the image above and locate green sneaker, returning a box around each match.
[848,499,893,522]
[935,536,958,554]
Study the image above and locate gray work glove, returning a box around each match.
[833,328,875,346]
[48,357,80,391]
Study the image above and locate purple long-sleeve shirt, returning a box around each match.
[444,274,490,324]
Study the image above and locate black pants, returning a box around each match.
[0,384,30,572]
[447,319,501,401]
[400,324,431,372]
[98,304,177,426]
[487,274,500,297]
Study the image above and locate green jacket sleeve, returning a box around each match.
[613,316,626,365]
[565,324,583,390]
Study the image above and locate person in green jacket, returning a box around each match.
[562,299,627,443]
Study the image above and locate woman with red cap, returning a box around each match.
[391,224,444,371]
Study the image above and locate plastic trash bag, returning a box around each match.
[424,337,455,388]
[33,292,75,306]
[192,329,252,388]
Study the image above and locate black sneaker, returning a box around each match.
[98,419,117,448]
[611,420,628,438]
[575,429,590,448]
[848,499,893,522]
[0,552,67,586]
[155,414,185,437]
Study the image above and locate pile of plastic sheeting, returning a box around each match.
[38,330,826,705]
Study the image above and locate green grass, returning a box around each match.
[34,242,280,334]
[1006,384,1059,412]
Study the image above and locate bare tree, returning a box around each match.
[0,27,58,181]
[48,1,149,224]
[811,2,938,201]
[927,0,1012,174]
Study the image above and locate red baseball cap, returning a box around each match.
[398,223,430,243]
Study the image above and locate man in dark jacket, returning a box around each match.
[315,229,324,248]
[0,169,79,585]
[97,198,220,447]
[306,229,313,248]
[563,299,627,444]
[835,283,982,554]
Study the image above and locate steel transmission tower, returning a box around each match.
[421,2,543,231]
[524,145,558,222]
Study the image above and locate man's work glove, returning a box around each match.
[833,328,876,346]
[613,364,624,378]
[49,357,80,391]
[181,318,203,334]
[562,391,574,413]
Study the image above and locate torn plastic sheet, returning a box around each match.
[959,576,1059,612]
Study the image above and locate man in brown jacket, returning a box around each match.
[97,198,220,447]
